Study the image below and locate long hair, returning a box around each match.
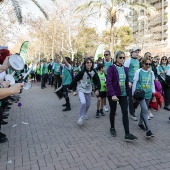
[83,57,94,70]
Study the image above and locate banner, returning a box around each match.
[19,41,29,63]
[94,43,105,61]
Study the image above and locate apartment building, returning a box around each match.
[130,0,170,56]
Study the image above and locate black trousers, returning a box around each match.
[162,84,170,106]
[108,96,130,135]
[41,74,47,88]
[54,75,62,89]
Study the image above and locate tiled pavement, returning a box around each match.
[0,83,170,170]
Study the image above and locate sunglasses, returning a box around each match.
[145,63,151,66]
[162,58,167,60]
[118,57,125,59]
[104,54,110,56]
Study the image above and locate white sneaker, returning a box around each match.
[148,115,151,120]
[148,110,154,118]
[83,115,89,120]
[129,114,137,121]
[77,117,84,125]
[104,105,109,112]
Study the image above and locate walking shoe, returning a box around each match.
[104,105,109,112]
[110,128,116,137]
[169,117,170,120]
[2,116,8,119]
[62,104,67,107]
[77,117,84,125]
[96,110,100,118]
[83,115,88,120]
[129,114,137,121]
[138,124,146,131]
[148,115,151,120]
[100,109,105,116]
[148,110,154,118]
[62,107,71,111]
[164,106,170,111]
[146,130,154,138]
[1,120,8,125]
[125,134,138,142]
[2,113,9,117]
[0,137,8,143]
[0,132,6,137]
[73,92,77,96]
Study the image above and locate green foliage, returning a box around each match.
[114,26,133,51]
[75,26,99,55]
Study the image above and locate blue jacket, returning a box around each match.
[106,64,130,97]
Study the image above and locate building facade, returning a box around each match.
[130,0,170,56]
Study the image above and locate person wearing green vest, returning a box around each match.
[40,58,48,89]
[72,58,80,96]
[52,56,62,90]
[96,63,106,118]
[103,50,113,112]
[124,47,140,121]
[60,51,72,111]
[132,57,155,138]
[36,63,41,82]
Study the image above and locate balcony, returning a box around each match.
[153,1,168,9]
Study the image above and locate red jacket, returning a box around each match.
[149,92,164,110]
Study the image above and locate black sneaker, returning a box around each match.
[169,117,170,120]
[0,132,6,137]
[164,106,170,111]
[146,130,154,138]
[138,124,146,131]
[62,107,71,111]
[100,109,105,116]
[1,120,8,125]
[62,104,67,107]
[0,137,8,143]
[96,110,100,118]
[110,128,116,137]
[125,134,138,142]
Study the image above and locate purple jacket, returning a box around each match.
[106,64,130,97]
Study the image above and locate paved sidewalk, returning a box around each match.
[0,83,170,170]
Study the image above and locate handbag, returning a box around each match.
[133,70,151,100]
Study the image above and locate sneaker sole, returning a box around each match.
[146,135,154,138]
[125,139,137,142]
[130,117,138,121]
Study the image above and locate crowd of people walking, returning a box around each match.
[1,47,170,144]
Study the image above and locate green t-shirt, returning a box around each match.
[98,72,106,92]
[104,60,112,73]
[136,70,152,99]
[62,65,72,85]
[157,65,169,75]
[36,66,40,75]
[41,63,48,74]
[73,66,79,75]
[53,63,60,75]
[129,58,140,83]
[116,66,126,96]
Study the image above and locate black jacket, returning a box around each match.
[68,68,101,91]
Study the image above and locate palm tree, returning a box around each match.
[75,0,157,53]
[0,0,55,24]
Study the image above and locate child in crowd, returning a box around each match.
[96,64,106,118]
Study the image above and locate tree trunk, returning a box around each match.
[110,23,114,56]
